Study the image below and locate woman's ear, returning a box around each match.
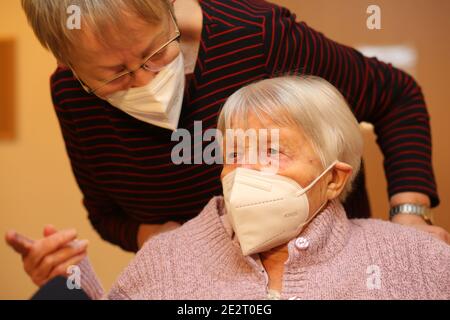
[326,162,353,201]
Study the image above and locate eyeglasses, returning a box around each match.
[74,10,181,95]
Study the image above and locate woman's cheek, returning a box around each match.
[269,153,292,172]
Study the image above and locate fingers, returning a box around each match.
[443,231,450,245]
[5,227,89,288]
[414,224,450,245]
[47,252,87,283]
[30,240,88,286]
[34,252,87,287]
[5,230,34,256]
[428,226,450,245]
[28,229,78,266]
[43,225,58,237]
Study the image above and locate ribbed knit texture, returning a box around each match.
[50,0,439,252]
[78,197,450,300]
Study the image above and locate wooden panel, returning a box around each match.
[0,39,15,140]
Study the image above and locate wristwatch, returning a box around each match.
[389,203,433,225]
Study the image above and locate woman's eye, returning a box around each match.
[110,75,127,85]
[112,68,127,77]
[152,48,167,60]
[268,148,279,155]
[227,151,243,159]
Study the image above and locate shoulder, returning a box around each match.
[352,218,438,241]
[49,66,91,111]
[201,0,291,28]
[49,66,109,125]
[350,218,449,255]
[349,218,450,296]
[50,66,78,95]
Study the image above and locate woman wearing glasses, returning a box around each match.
[7,0,448,287]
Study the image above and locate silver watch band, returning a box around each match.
[389,203,432,224]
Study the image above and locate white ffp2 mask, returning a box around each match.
[222,161,338,256]
[106,53,185,131]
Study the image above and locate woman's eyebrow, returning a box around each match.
[96,30,167,70]
[97,64,126,71]
[141,30,167,58]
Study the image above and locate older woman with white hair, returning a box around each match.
[7,76,450,299]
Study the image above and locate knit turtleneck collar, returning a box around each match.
[285,199,351,267]
[187,196,351,269]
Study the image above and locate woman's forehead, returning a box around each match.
[75,16,167,64]
[225,123,306,148]
[227,112,304,136]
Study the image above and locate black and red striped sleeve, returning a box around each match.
[263,5,439,207]
[50,69,141,252]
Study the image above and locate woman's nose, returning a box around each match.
[130,68,156,88]
[239,162,263,171]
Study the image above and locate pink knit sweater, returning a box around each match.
[78,197,450,300]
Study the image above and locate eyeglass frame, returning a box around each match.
[73,9,181,95]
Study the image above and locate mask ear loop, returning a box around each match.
[295,160,339,197]
[293,160,339,235]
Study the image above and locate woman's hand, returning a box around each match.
[391,213,450,245]
[137,221,181,249]
[390,192,450,245]
[5,225,88,287]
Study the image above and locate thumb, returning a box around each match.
[43,225,58,237]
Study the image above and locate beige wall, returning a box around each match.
[0,0,133,299]
[0,0,449,299]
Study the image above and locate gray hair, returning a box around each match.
[21,0,172,64]
[217,76,364,201]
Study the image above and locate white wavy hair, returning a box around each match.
[217,76,364,201]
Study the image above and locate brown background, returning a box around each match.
[0,0,449,299]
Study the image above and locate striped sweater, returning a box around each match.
[50,0,439,252]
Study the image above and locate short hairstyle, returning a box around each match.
[217,76,364,201]
[21,0,172,64]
